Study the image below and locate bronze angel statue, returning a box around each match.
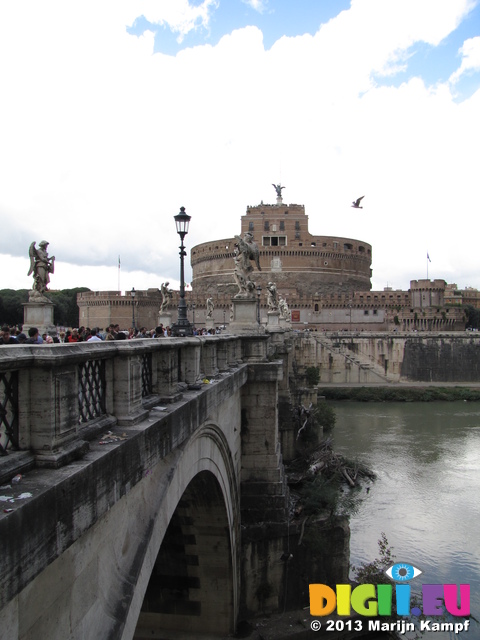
[28,241,55,297]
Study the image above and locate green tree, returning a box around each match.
[464,304,480,329]
[0,289,29,326]
[0,287,90,328]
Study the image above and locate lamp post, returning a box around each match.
[223,307,226,328]
[131,287,136,331]
[256,285,262,324]
[171,206,193,337]
[192,302,195,328]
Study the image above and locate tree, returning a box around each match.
[0,288,90,328]
[464,304,480,330]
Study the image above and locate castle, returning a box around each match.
[77,190,469,331]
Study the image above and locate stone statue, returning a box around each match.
[28,241,55,300]
[272,183,285,198]
[229,304,234,322]
[233,232,261,297]
[206,297,214,319]
[266,282,278,312]
[160,282,173,313]
[279,296,290,321]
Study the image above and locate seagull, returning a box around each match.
[351,196,364,209]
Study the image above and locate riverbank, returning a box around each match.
[318,385,480,402]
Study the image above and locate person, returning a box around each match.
[87,328,102,342]
[105,325,116,341]
[154,325,164,338]
[68,329,79,343]
[0,326,19,345]
[25,327,43,344]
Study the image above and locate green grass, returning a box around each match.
[317,386,480,402]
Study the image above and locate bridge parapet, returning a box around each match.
[0,335,255,482]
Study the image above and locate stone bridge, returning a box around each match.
[0,334,306,640]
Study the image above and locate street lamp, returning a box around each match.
[171,206,193,337]
[256,285,262,324]
[192,302,195,327]
[131,287,136,331]
[223,307,226,328]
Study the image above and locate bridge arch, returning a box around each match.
[123,422,240,640]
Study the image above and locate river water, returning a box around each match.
[331,401,480,640]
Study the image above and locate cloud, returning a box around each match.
[449,35,480,83]
[242,0,269,13]
[139,0,219,42]
[0,0,479,296]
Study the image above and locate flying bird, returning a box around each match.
[351,196,364,209]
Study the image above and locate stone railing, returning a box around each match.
[0,334,267,481]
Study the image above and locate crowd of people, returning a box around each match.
[0,323,223,345]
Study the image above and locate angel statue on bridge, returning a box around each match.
[160,282,173,313]
[233,232,261,298]
[28,241,55,300]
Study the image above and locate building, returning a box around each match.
[191,196,372,299]
[76,191,467,332]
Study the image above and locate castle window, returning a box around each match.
[263,236,286,247]
[333,242,338,249]
[295,232,300,239]
[280,221,285,231]
[344,243,353,251]
[249,221,254,231]
[264,221,270,231]
[295,221,300,230]
[358,245,365,252]
[311,242,316,246]
[314,304,319,312]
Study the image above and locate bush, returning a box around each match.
[305,366,320,387]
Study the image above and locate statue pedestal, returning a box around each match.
[266,310,283,333]
[279,316,291,330]
[229,297,264,334]
[205,318,215,331]
[157,312,172,328]
[23,300,56,336]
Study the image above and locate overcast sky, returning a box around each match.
[0,0,479,295]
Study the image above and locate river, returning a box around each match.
[331,401,480,640]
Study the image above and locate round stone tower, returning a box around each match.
[191,195,372,300]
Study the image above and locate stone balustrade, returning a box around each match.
[0,334,260,481]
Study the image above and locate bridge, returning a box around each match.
[4,329,478,639]
[0,334,301,640]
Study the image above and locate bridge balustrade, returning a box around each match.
[0,335,248,481]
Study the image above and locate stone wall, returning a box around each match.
[288,332,480,383]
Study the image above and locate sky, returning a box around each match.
[0,0,479,296]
